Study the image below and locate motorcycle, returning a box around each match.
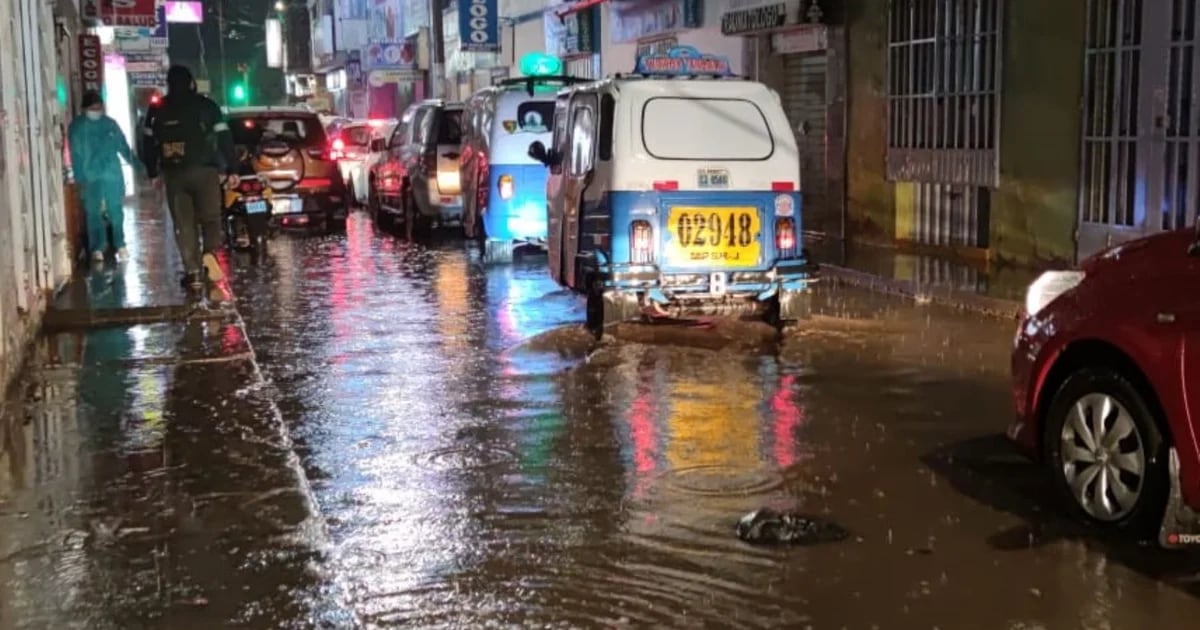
[222,173,274,252]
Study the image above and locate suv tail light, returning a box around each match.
[330,137,346,160]
[498,174,514,200]
[775,217,797,258]
[630,220,653,264]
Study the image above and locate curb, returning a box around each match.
[818,264,1023,320]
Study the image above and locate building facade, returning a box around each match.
[844,0,1190,268]
[0,0,79,389]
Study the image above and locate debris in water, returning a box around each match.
[735,508,850,545]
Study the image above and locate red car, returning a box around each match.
[1011,227,1200,547]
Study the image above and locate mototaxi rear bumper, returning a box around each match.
[594,258,818,317]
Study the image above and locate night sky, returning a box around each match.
[167,0,286,105]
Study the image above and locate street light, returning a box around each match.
[274,1,285,11]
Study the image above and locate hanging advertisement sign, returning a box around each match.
[610,0,703,44]
[363,42,416,69]
[113,5,167,39]
[79,34,104,95]
[458,0,499,53]
[368,69,422,86]
[720,0,810,36]
[129,72,167,88]
[85,0,160,27]
[544,5,598,58]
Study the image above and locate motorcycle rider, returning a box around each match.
[141,65,237,301]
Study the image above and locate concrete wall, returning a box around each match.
[0,0,74,393]
[845,0,1085,265]
[990,0,1084,265]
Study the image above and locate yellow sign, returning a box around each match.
[666,206,761,267]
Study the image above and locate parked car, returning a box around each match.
[227,106,352,232]
[329,120,374,204]
[1011,226,1200,547]
[372,100,465,238]
[358,120,396,207]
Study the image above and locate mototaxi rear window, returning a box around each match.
[640,97,774,161]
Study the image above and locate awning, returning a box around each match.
[555,0,609,19]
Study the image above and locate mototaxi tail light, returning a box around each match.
[775,217,797,258]
[630,220,653,264]
[498,174,514,200]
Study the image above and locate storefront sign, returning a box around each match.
[125,61,162,73]
[364,42,416,69]
[368,68,422,86]
[544,5,598,58]
[458,0,499,52]
[635,46,733,76]
[79,34,104,95]
[84,0,159,27]
[128,72,167,88]
[610,0,702,44]
[721,3,787,35]
[772,24,827,53]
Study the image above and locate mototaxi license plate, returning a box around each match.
[272,197,296,214]
[246,199,269,215]
[666,206,761,268]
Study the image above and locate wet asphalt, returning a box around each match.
[3,209,1200,629]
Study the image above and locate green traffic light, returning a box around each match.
[231,83,247,103]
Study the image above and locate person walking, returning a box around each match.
[141,65,237,301]
[68,90,136,264]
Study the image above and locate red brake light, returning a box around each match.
[775,217,797,257]
[332,138,345,151]
[630,220,653,264]
[653,180,679,191]
[772,181,795,192]
[299,178,333,188]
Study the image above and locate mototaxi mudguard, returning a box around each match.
[223,201,270,248]
[580,250,818,323]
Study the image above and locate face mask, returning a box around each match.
[86,110,102,121]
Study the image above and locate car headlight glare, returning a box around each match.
[1025,270,1086,316]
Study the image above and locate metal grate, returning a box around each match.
[886,0,1004,187]
[912,182,990,247]
[1079,0,1142,229]
[1163,0,1200,231]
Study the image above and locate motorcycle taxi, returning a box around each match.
[528,46,818,337]
[222,148,274,252]
[460,52,586,263]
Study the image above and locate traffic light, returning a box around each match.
[230,82,247,104]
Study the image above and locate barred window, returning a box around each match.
[887,0,1003,187]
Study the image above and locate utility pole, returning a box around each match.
[217,0,228,100]
[429,0,446,99]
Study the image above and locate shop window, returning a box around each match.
[886,0,1003,187]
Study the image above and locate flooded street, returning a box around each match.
[4,210,1200,628]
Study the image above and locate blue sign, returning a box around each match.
[458,0,499,52]
[634,46,734,76]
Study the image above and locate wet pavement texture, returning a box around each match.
[3,210,1199,628]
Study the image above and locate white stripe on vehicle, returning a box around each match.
[213,122,229,132]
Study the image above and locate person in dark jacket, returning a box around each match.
[142,65,237,300]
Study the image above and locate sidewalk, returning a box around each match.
[805,236,1047,319]
[0,194,339,627]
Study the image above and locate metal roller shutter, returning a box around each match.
[566,55,599,80]
[780,52,830,236]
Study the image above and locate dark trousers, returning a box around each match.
[164,166,222,273]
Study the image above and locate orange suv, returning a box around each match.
[227,107,351,232]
